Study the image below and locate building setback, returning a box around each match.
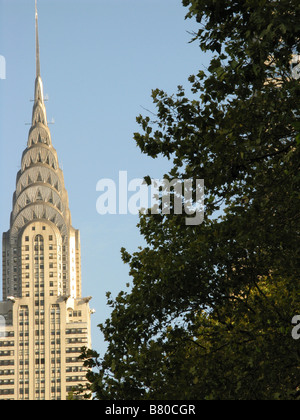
[0,2,92,400]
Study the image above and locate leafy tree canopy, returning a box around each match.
[80,0,300,400]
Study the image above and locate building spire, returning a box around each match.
[35,0,41,78]
[32,0,49,130]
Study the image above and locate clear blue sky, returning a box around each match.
[0,0,210,355]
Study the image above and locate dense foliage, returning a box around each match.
[80,0,300,400]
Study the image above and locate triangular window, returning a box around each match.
[36,190,43,201]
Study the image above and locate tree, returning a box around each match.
[80,0,300,400]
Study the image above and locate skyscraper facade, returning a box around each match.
[0,3,92,400]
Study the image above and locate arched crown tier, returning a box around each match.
[12,184,65,222]
[11,203,68,239]
[16,166,63,198]
[32,100,47,126]
[27,124,52,148]
[21,144,59,172]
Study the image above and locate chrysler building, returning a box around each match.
[0,2,92,400]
